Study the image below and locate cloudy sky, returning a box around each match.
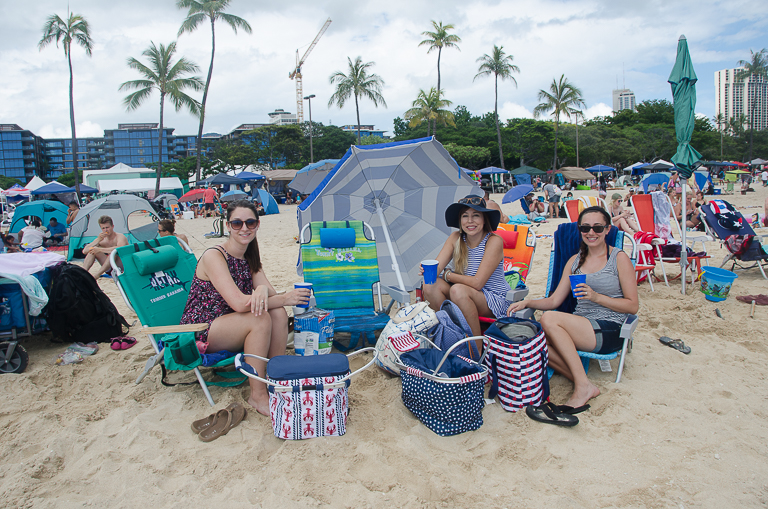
[1,0,766,141]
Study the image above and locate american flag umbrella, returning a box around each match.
[297,137,480,293]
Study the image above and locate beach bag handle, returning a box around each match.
[390,301,432,324]
[394,336,489,383]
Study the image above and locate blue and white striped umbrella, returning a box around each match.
[298,137,480,292]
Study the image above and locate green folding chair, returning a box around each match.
[111,236,242,406]
[299,220,393,351]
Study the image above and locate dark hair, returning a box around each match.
[98,215,113,226]
[576,206,612,269]
[226,200,262,275]
[30,216,42,227]
[158,219,175,234]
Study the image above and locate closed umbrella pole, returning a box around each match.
[375,197,407,293]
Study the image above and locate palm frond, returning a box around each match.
[122,87,154,111]
[220,12,252,34]
[178,12,207,35]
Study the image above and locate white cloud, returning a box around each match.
[37,121,104,139]
[583,103,614,120]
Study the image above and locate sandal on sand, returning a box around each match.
[121,337,137,350]
[552,404,590,415]
[525,403,579,427]
[192,403,246,434]
[110,338,122,351]
[198,403,247,442]
[659,336,691,354]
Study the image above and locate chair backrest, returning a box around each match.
[300,220,380,312]
[633,192,685,241]
[519,198,531,214]
[112,236,198,328]
[545,222,635,314]
[699,199,756,240]
[564,199,580,222]
[495,223,536,285]
[578,196,608,215]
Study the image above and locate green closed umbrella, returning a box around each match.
[669,35,702,294]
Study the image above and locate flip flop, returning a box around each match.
[525,403,579,427]
[121,337,137,350]
[659,336,691,354]
[192,403,247,434]
[198,409,233,442]
[552,404,590,415]
[110,338,122,351]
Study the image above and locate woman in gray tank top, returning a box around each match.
[506,206,639,411]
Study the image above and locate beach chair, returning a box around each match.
[110,236,242,406]
[632,193,711,286]
[563,199,580,222]
[578,195,609,212]
[495,223,536,300]
[543,222,639,383]
[299,220,394,351]
[699,201,768,279]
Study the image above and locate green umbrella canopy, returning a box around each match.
[668,35,702,179]
[509,165,547,176]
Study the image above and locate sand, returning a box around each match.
[2,185,768,508]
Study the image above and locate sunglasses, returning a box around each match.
[578,224,607,233]
[458,196,486,207]
[229,219,259,230]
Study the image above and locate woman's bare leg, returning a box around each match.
[449,283,493,351]
[422,278,451,312]
[267,307,289,358]
[540,311,601,407]
[207,311,273,415]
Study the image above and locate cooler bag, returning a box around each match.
[483,316,549,412]
[235,348,376,440]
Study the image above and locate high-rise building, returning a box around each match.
[0,124,46,180]
[715,67,768,132]
[612,89,636,112]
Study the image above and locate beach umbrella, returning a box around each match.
[179,188,206,202]
[220,189,248,202]
[288,159,339,195]
[501,184,534,204]
[586,164,616,173]
[669,34,703,294]
[298,137,479,293]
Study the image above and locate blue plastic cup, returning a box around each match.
[294,282,312,308]
[569,274,586,298]
[422,260,439,285]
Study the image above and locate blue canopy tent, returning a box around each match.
[235,171,266,181]
[255,189,279,215]
[640,172,671,193]
[479,166,509,193]
[9,200,69,233]
[30,182,71,195]
[69,184,98,194]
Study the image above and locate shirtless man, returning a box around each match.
[67,201,80,225]
[483,190,509,224]
[82,215,128,278]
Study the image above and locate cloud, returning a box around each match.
[37,121,104,139]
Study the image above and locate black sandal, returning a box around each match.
[525,403,579,427]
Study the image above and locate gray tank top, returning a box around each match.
[570,247,627,324]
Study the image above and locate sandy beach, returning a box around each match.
[2,186,768,508]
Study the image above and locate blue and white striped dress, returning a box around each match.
[464,233,511,318]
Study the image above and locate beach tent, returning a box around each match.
[197,174,247,186]
[97,177,184,195]
[288,159,340,195]
[67,195,160,260]
[68,184,98,194]
[750,158,767,166]
[513,173,532,186]
[25,176,47,191]
[2,184,30,199]
[509,165,546,176]
[9,200,68,234]
[82,163,154,188]
[558,166,595,181]
[255,189,279,214]
[640,172,671,193]
[693,170,714,192]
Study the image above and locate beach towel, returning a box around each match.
[651,191,672,239]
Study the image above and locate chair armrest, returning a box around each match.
[507,287,529,302]
[143,323,209,334]
[381,285,410,305]
[513,309,534,320]
[620,315,638,339]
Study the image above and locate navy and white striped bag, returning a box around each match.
[482,316,549,412]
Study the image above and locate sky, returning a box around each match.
[1,0,766,141]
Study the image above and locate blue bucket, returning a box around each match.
[700,266,738,302]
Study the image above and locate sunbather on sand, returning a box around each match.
[506,207,639,409]
[179,200,310,415]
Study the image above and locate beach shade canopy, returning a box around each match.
[750,158,767,166]
[288,159,340,195]
[179,188,207,202]
[729,161,748,167]
[501,184,534,204]
[9,200,69,233]
[25,176,47,191]
[71,184,98,194]
[197,173,247,186]
[153,193,179,209]
[643,161,676,172]
[234,171,265,181]
[705,161,737,167]
[298,137,479,292]
[220,189,248,202]
[640,172,671,193]
[726,169,750,174]
[2,184,30,198]
[509,165,547,176]
[30,181,71,195]
[479,166,509,175]
[586,164,616,173]
[558,166,596,180]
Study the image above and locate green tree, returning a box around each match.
[177,0,252,181]
[635,99,674,126]
[38,11,93,198]
[328,57,387,145]
[735,48,768,162]
[119,41,203,195]
[418,20,461,96]
[443,143,491,170]
[474,45,520,169]
[56,172,76,187]
[403,87,455,138]
[0,177,24,189]
[311,124,356,161]
[533,74,585,171]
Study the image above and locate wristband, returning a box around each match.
[444,270,451,283]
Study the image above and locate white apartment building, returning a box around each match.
[268,109,298,125]
[612,89,636,112]
[715,67,767,131]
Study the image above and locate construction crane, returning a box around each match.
[289,17,332,123]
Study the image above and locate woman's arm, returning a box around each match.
[444,234,504,291]
[252,269,310,310]
[576,251,639,315]
[198,248,261,314]
[507,254,577,314]
[419,231,459,279]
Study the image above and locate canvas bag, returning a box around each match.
[375,302,439,375]
[482,316,549,412]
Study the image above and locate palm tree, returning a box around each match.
[119,42,203,195]
[533,74,586,172]
[404,88,455,137]
[177,0,252,182]
[735,48,768,163]
[474,45,520,169]
[38,12,93,197]
[571,108,584,167]
[419,21,461,96]
[712,113,725,159]
[328,57,387,144]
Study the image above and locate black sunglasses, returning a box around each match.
[229,219,259,230]
[578,224,607,233]
[458,196,486,207]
